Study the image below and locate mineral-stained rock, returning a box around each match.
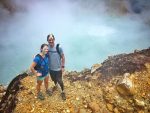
[88,102,100,112]
[116,73,135,96]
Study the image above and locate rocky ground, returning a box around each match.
[0,48,150,113]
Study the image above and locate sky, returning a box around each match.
[0,0,150,84]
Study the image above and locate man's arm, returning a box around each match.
[61,53,65,68]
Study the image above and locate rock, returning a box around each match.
[63,70,69,76]
[78,74,83,78]
[114,107,120,113]
[91,71,101,80]
[134,99,145,107]
[108,83,113,87]
[106,103,114,112]
[82,68,91,75]
[0,85,6,93]
[134,49,140,53]
[0,92,5,99]
[91,75,99,80]
[116,73,135,96]
[126,107,134,112]
[66,109,70,113]
[88,82,92,88]
[69,106,75,113]
[91,63,102,74]
[88,102,100,112]
[78,108,87,113]
[84,105,88,108]
[76,97,80,101]
[138,110,145,113]
[77,84,81,89]
[41,110,44,112]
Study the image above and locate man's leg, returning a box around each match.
[50,70,58,92]
[50,70,57,85]
[56,71,66,100]
[56,71,64,92]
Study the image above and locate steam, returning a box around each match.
[0,0,150,84]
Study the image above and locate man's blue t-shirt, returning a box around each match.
[33,55,49,77]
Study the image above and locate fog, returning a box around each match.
[0,0,150,84]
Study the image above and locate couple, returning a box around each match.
[30,34,66,100]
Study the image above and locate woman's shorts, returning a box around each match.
[37,74,49,81]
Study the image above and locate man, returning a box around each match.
[47,33,66,100]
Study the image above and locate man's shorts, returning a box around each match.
[37,74,49,81]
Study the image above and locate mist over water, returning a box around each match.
[0,0,150,84]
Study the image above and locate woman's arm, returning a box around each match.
[30,62,42,76]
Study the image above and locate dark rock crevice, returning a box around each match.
[0,73,28,113]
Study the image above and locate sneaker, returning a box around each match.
[46,89,52,96]
[37,92,45,100]
[61,92,66,100]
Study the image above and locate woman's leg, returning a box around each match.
[44,75,52,96]
[36,77,45,100]
[44,75,49,91]
[36,80,43,94]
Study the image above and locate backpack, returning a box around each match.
[47,44,61,58]
[34,54,45,71]
[56,44,61,58]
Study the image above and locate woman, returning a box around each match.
[30,44,52,100]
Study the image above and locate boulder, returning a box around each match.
[116,73,135,96]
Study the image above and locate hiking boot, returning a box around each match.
[46,89,52,96]
[37,92,45,100]
[61,92,66,100]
